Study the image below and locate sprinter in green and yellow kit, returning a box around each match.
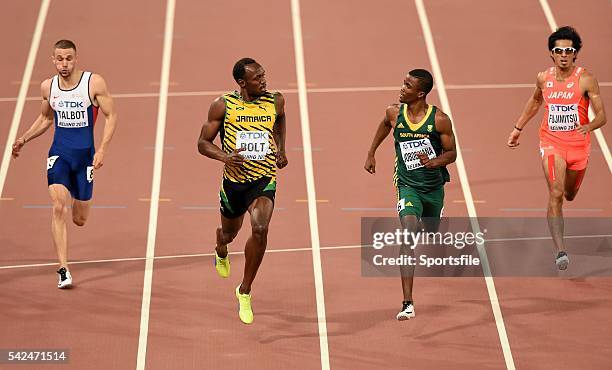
[365,69,457,321]
[198,58,288,325]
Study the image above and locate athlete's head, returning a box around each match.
[548,26,582,66]
[233,57,267,97]
[52,39,77,78]
[400,69,433,103]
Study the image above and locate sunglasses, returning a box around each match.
[551,47,576,55]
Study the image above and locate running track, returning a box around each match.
[0,0,610,369]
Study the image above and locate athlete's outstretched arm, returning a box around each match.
[92,74,118,169]
[198,97,244,167]
[508,73,545,148]
[417,111,457,168]
[364,105,395,174]
[576,72,607,135]
[12,79,54,158]
[273,92,288,169]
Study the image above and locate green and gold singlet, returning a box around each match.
[221,91,278,183]
[393,104,449,191]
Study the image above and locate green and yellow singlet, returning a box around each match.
[393,104,449,191]
[221,91,278,183]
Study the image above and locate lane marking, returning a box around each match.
[415,1,515,368]
[22,204,127,209]
[1,233,608,270]
[136,1,175,369]
[290,0,330,368]
[500,208,602,212]
[340,207,396,211]
[0,0,50,198]
[538,0,612,173]
[1,82,611,102]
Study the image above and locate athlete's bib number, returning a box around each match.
[236,131,269,160]
[47,155,59,170]
[87,166,94,183]
[548,104,578,131]
[399,139,436,170]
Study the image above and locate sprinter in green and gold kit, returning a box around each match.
[365,69,457,321]
[198,58,288,324]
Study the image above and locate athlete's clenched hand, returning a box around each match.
[576,123,591,135]
[93,150,105,169]
[276,151,288,169]
[416,152,437,168]
[11,138,26,159]
[224,147,245,167]
[364,155,376,174]
[507,129,521,148]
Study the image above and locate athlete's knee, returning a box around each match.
[52,202,69,218]
[564,191,577,202]
[251,224,269,242]
[72,214,87,227]
[549,188,564,203]
[218,227,238,245]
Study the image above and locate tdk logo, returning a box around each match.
[62,101,84,108]
[239,132,267,140]
[550,105,575,112]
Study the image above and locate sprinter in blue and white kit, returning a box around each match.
[12,40,118,289]
[47,70,98,201]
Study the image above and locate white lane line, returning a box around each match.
[0,0,50,198]
[136,0,175,369]
[538,0,612,173]
[415,0,515,368]
[290,0,330,368]
[2,82,612,102]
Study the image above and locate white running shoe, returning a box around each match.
[57,267,73,289]
[556,251,569,271]
[396,301,415,320]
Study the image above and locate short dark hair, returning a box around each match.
[54,39,77,52]
[409,69,434,95]
[548,26,582,52]
[233,57,258,82]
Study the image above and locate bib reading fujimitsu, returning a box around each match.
[399,138,436,170]
[236,131,270,160]
[548,103,579,131]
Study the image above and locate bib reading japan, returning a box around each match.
[236,131,270,160]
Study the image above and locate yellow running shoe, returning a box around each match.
[215,251,230,278]
[235,286,253,324]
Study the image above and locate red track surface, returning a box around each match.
[0,0,610,369]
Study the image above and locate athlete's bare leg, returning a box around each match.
[564,168,587,201]
[216,214,244,258]
[72,199,91,226]
[239,196,274,295]
[49,184,71,268]
[542,154,567,253]
[399,214,420,301]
